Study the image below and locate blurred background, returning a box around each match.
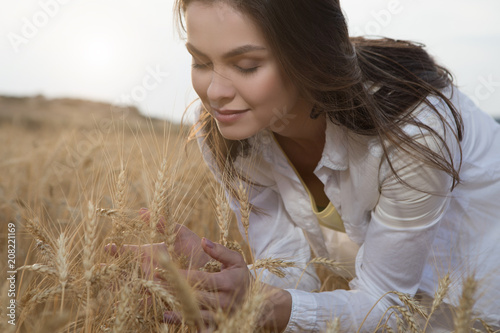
[1,0,499,124]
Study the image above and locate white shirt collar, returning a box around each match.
[319,119,349,171]
[252,120,350,172]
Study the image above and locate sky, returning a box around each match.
[1,0,499,123]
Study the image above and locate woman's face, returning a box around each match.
[185,2,310,140]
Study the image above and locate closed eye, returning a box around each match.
[191,62,212,70]
[234,65,259,75]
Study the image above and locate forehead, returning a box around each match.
[185,2,268,54]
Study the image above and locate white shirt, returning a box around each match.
[197,85,500,331]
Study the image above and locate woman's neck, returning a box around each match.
[272,108,327,160]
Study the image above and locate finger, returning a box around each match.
[183,269,220,291]
[199,309,218,330]
[163,311,182,325]
[104,243,119,256]
[104,243,141,258]
[201,238,245,269]
[139,207,149,219]
[193,289,227,310]
[117,244,141,256]
[140,208,168,234]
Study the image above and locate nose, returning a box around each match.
[206,70,235,104]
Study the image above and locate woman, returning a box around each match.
[163,0,500,331]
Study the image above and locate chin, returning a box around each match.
[217,126,257,141]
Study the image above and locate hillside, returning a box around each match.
[0,94,180,132]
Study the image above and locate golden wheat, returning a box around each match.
[454,276,478,333]
[3,106,495,333]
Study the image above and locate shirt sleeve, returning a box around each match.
[231,183,321,291]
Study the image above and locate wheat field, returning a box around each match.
[0,95,496,332]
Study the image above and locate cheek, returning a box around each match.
[241,68,290,109]
[191,72,210,100]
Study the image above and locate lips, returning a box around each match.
[212,108,249,123]
[213,108,248,115]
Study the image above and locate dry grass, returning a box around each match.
[0,96,496,332]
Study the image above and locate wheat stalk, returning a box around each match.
[84,201,98,283]
[454,276,477,333]
[55,232,69,312]
[96,208,119,217]
[326,318,341,333]
[83,201,99,331]
[200,260,222,273]
[111,169,128,246]
[215,282,267,333]
[392,306,419,333]
[237,181,250,238]
[384,325,395,333]
[473,318,495,333]
[424,273,451,331]
[236,180,255,267]
[226,240,246,262]
[137,279,179,309]
[251,259,296,278]
[390,291,428,319]
[215,190,231,246]
[431,273,451,314]
[17,264,57,277]
[112,285,133,333]
[21,285,63,310]
[158,255,203,329]
[25,218,55,262]
[150,158,175,251]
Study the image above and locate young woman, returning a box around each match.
[163,0,500,331]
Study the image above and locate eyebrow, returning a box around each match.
[185,43,266,59]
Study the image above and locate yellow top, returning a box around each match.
[272,134,346,233]
[311,201,346,233]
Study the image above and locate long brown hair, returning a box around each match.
[175,0,463,194]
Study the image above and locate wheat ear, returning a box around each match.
[424,273,451,331]
[215,190,231,246]
[215,282,267,333]
[236,180,254,266]
[393,305,419,333]
[158,255,203,329]
[111,169,127,247]
[83,201,99,329]
[55,232,69,312]
[473,318,494,333]
[84,201,98,283]
[251,258,296,278]
[326,318,341,333]
[137,279,178,309]
[454,276,477,333]
[237,181,250,238]
[390,291,428,319]
[25,218,55,262]
[112,285,133,333]
[150,158,175,251]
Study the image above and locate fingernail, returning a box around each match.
[104,243,115,252]
[163,312,176,323]
[204,238,215,249]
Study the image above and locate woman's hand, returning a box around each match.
[139,208,211,269]
[104,209,211,276]
[188,238,252,310]
[164,238,292,332]
[163,237,252,328]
